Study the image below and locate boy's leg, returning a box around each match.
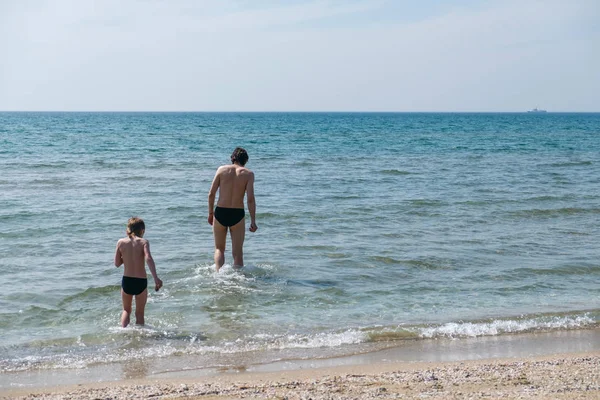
[121,289,133,328]
[134,289,148,326]
[230,218,245,267]
[213,219,227,271]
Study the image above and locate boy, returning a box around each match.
[114,217,163,327]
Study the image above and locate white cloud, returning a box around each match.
[0,0,598,111]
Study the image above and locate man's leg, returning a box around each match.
[230,218,246,267]
[121,290,133,328]
[134,289,148,326]
[213,219,227,271]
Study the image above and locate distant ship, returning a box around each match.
[527,108,547,113]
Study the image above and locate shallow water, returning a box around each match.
[1,112,599,378]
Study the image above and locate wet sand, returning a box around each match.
[2,329,600,399]
[3,352,599,399]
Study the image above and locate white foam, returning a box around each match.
[5,314,596,373]
[282,330,366,349]
[418,314,595,339]
[253,263,277,271]
[107,323,182,339]
[215,329,367,353]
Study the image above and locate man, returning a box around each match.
[208,147,257,271]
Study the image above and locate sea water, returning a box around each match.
[0,112,599,381]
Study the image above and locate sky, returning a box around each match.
[0,0,598,112]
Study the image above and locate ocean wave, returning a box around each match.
[402,258,454,270]
[186,263,269,295]
[1,311,598,373]
[370,256,402,265]
[380,169,412,175]
[165,205,196,212]
[416,313,598,338]
[324,252,348,259]
[27,178,70,185]
[0,329,366,373]
[0,210,43,221]
[407,199,445,207]
[0,305,62,324]
[239,330,366,351]
[524,195,576,202]
[0,343,183,373]
[508,207,600,218]
[13,162,71,169]
[362,312,599,342]
[291,244,338,252]
[118,175,150,182]
[58,285,120,306]
[510,264,600,277]
[286,279,338,288]
[255,212,279,219]
[548,160,593,167]
[327,195,361,200]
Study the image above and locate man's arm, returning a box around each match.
[207,169,221,225]
[144,240,163,291]
[114,241,123,267]
[247,172,257,232]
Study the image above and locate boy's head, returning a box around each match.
[127,217,145,237]
[231,147,249,166]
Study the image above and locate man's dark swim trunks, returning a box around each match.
[122,276,148,295]
[214,206,245,227]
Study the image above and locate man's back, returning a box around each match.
[216,164,253,209]
[117,236,147,278]
[208,147,257,271]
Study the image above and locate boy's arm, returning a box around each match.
[144,240,163,291]
[114,241,123,267]
[247,172,257,232]
[207,169,221,225]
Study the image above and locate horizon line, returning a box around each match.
[1,110,599,113]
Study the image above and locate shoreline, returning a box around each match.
[3,352,599,399]
[2,328,599,399]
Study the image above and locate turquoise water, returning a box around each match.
[1,112,599,376]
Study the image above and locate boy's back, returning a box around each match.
[116,236,149,279]
[115,217,162,327]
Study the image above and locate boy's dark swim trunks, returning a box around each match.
[214,206,245,227]
[122,276,148,295]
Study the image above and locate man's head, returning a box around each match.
[127,217,145,237]
[231,147,249,166]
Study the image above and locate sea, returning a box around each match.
[1,112,599,387]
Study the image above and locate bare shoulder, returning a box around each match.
[240,167,254,176]
[217,164,234,173]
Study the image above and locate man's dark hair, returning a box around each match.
[127,217,145,237]
[231,147,249,166]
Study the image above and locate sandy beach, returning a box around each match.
[2,1,600,397]
[3,350,599,400]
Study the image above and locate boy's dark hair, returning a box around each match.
[231,147,249,166]
[127,217,145,237]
